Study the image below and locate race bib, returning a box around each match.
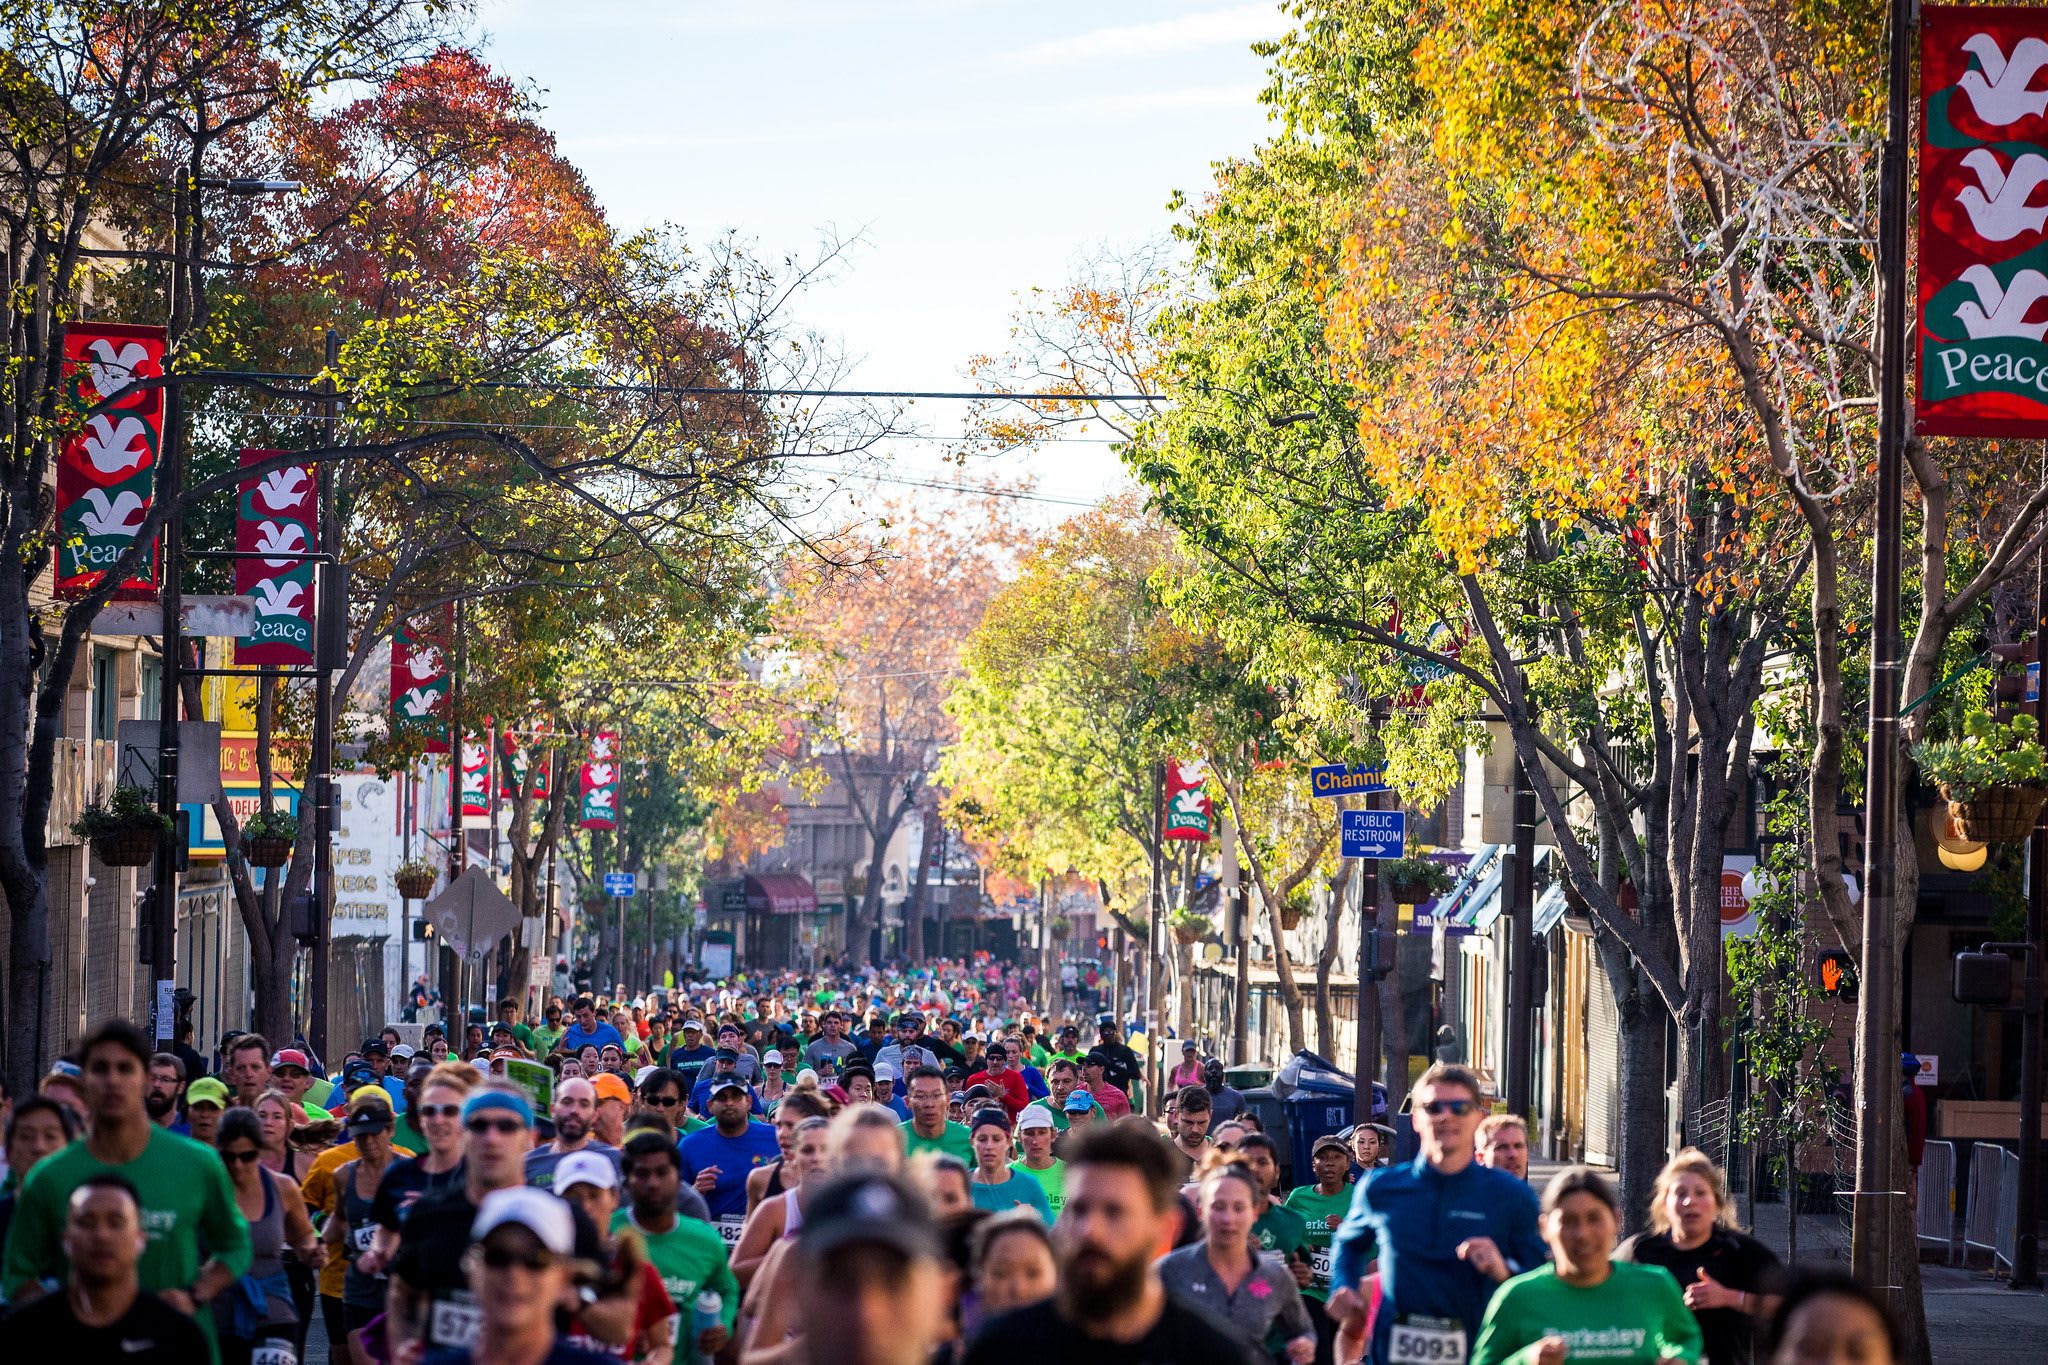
[1310,1246,1334,1288]
[350,1223,376,1254]
[717,1215,746,1248]
[252,1344,299,1365]
[1388,1316,1468,1365]
[428,1291,483,1348]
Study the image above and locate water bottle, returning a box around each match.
[693,1289,723,1363]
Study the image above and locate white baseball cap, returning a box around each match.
[554,1150,618,1194]
[874,1063,897,1081]
[1016,1106,1055,1131]
[763,1049,784,1065]
[471,1187,576,1255]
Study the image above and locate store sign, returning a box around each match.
[55,322,165,598]
[1918,7,2048,434]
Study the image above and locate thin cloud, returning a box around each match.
[1003,4,1279,68]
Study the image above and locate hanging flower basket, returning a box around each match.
[1172,925,1201,945]
[94,826,162,867]
[395,860,439,899]
[72,782,172,867]
[1279,901,1305,930]
[1168,910,1212,946]
[1384,853,1455,906]
[245,836,293,868]
[1942,782,2048,844]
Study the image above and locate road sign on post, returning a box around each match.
[1340,809,1406,859]
[1309,763,1391,799]
[604,871,637,898]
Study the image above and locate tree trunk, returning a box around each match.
[905,807,935,963]
[1599,928,1670,1236]
[1314,861,1354,1061]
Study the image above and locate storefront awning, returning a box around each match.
[1463,846,1553,933]
[1532,881,1570,936]
[746,872,818,916]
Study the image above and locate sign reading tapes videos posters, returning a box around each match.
[1919,7,2048,434]
[55,322,166,598]
[234,450,318,664]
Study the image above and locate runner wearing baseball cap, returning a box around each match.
[790,1170,953,1365]
[555,1150,678,1363]
[677,1073,780,1246]
[1010,1105,1067,1218]
[424,1187,610,1364]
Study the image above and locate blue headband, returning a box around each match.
[462,1088,534,1128]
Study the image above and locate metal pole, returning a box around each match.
[148,183,190,1045]
[1357,789,1381,1124]
[1852,0,1914,1295]
[307,329,338,1058]
[2017,545,2048,1289]
[1224,807,1248,1064]
[1505,752,1537,1117]
[1149,761,1166,1114]
[442,601,464,1024]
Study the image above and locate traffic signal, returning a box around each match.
[1989,636,2040,725]
[1817,948,1857,1001]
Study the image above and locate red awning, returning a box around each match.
[746,873,818,916]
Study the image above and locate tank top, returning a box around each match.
[780,1187,804,1241]
[763,1159,786,1202]
[232,1169,298,1331]
[337,1158,388,1310]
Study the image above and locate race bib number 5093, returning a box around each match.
[1388,1316,1468,1365]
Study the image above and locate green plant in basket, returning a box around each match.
[1384,853,1455,899]
[1168,907,1213,940]
[241,806,299,842]
[395,857,438,881]
[70,782,173,840]
[1912,710,2047,802]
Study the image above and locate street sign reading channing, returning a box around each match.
[1309,763,1390,798]
[604,871,637,898]
[1341,809,1406,860]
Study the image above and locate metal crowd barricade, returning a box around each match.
[1962,1143,2021,1273]
[1915,1139,1956,1262]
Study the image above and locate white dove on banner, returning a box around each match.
[252,579,306,617]
[78,488,145,538]
[1955,148,2048,241]
[587,788,617,812]
[406,645,443,681]
[590,734,616,760]
[463,741,487,767]
[254,466,311,511]
[1954,263,2048,340]
[1170,787,1208,821]
[254,519,307,567]
[84,338,151,401]
[400,687,441,718]
[1959,34,2048,126]
[80,414,152,476]
[586,763,616,786]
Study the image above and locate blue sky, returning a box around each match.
[474,1,1288,516]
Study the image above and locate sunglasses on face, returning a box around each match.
[221,1147,261,1165]
[1422,1099,1476,1117]
[417,1103,462,1120]
[467,1117,525,1136]
[642,1093,680,1107]
[480,1243,557,1272]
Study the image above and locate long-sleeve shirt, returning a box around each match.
[965,1068,1031,1117]
[1330,1156,1546,1365]
[1156,1241,1313,1350]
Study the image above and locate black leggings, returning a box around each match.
[320,1295,351,1365]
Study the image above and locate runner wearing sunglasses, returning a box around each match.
[1327,1064,1544,1365]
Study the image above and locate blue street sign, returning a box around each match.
[1309,763,1391,799]
[2029,661,2040,704]
[604,871,637,897]
[1340,809,1407,860]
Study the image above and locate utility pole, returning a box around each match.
[307,328,339,1058]
[1224,807,1248,1064]
[1356,787,1382,1124]
[1852,0,1913,1299]
[1148,760,1166,1113]
[441,600,465,1024]
[147,182,190,1046]
[2017,541,2048,1289]
[1504,750,1537,1117]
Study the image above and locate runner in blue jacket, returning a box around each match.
[1329,1064,1546,1365]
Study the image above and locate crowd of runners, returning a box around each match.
[0,956,1905,1365]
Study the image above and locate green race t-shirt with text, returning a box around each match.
[902,1119,975,1164]
[612,1209,738,1332]
[1470,1262,1702,1365]
[1011,1159,1066,1217]
[1283,1184,1354,1301]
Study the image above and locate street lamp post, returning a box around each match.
[147,174,300,1048]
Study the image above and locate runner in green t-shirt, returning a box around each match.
[1241,1134,1314,1287]
[1472,1170,1701,1365]
[1284,1134,1360,1301]
[902,1069,976,1162]
[3,1024,252,1365]
[615,1133,739,1348]
[1009,1109,1067,1217]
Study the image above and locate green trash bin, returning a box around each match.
[1225,1065,1272,1091]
